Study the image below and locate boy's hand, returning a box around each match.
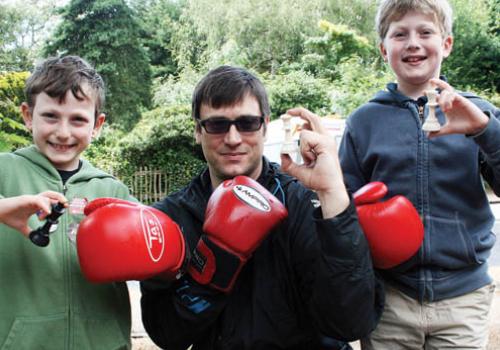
[280,107,350,219]
[427,78,489,138]
[0,192,67,237]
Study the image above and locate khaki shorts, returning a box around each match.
[361,282,495,350]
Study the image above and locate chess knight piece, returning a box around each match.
[422,90,441,132]
[280,114,299,154]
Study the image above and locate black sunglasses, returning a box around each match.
[198,115,265,134]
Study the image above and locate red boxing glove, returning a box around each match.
[77,198,187,283]
[188,176,288,292]
[354,182,424,269]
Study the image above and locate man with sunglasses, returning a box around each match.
[140,65,384,350]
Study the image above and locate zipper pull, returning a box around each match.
[418,105,424,123]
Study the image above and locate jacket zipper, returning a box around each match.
[62,183,72,349]
[418,105,425,124]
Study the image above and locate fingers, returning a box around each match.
[40,191,68,206]
[430,78,454,112]
[30,192,67,220]
[286,107,327,134]
[280,153,312,183]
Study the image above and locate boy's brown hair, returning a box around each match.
[24,55,105,119]
[375,0,453,41]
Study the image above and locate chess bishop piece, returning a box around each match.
[422,90,441,132]
[280,114,299,155]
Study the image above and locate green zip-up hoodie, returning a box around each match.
[0,146,132,350]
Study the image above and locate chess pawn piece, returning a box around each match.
[280,114,299,154]
[422,90,441,132]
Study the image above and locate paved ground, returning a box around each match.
[129,200,500,350]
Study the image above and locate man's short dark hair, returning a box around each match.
[192,65,271,121]
[24,55,105,119]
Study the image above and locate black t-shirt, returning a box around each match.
[57,161,82,184]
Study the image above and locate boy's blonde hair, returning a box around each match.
[376,0,453,41]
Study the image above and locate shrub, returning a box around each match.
[265,70,333,119]
[117,104,205,193]
[0,71,31,151]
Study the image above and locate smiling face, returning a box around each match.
[195,94,269,189]
[380,11,453,98]
[22,86,105,171]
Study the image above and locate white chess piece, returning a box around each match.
[422,90,441,132]
[280,114,298,154]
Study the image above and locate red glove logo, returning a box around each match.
[140,207,165,263]
[233,184,271,212]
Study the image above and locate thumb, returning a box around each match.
[280,153,292,171]
[280,153,304,179]
[84,198,135,216]
[427,122,452,139]
[353,182,388,205]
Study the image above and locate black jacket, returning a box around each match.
[140,158,383,350]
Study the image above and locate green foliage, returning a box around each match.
[488,0,500,35]
[84,125,127,174]
[320,0,378,43]
[152,67,202,108]
[0,71,31,152]
[301,20,376,80]
[117,105,205,193]
[443,16,500,92]
[442,0,500,92]
[332,57,393,117]
[43,0,153,130]
[0,4,29,71]
[265,70,333,119]
[129,0,184,78]
[170,0,326,73]
[0,1,61,72]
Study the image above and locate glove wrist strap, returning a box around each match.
[188,235,245,292]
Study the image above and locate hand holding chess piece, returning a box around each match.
[425,78,489,138]
[422,90,441,132]
[280,113,299,155]
[280,108,350,218]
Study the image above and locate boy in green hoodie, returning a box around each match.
[0,55,133,349]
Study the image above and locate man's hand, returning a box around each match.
[427,78,489,138]
[280,107,349,218]
[0,191,68,237]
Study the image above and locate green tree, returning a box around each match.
[129,0,185,78]
[0,72,31,152]
[300,20,377,80]
[0,1,60,72]
[44,0,152,130]
[0,4,31,71]
[487,0,500,36]
[171,0,327,73]
[117,105,205,194]
[264,70,333,119]
[443,0,500,92]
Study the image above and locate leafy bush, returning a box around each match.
[84,124,127,174]
[264,70,333,119]
[0,71,31,151]
[443,18,500,92]
[331,57,393,117]
[152,68,202,108]
[300,20,376,80]
[117,104,205,193]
